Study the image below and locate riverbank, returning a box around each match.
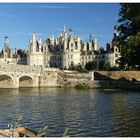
[90,80,140,90]
[0,64,140,89]
[62,71,140,90]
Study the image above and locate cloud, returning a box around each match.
[37,5,69,9]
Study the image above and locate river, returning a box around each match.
[0,88,140,137]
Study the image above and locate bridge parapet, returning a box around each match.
[0,64,42,88]
[0,64,41,73]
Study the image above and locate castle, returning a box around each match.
[0,26,121,69]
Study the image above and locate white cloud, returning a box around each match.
[37,5,69,9]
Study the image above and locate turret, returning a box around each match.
[89,33,93,42]
[94,38,99,51]
[29,33,42,53]
[63,25,66,33]
[3,36,11,58]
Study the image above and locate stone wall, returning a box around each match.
[39,69,58,87]
[0,64,140,89]
[58,70,91,88]
[90,80,140,89]
[0,79,13,88]
[94,71,140,81]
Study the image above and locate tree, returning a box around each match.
[116,3,140,70]
[85,61,97,71]
[98,61,105,70]
[75,63,83,71]
[68,63,86,72]
[68,63,75,70]
[103,62,111,71]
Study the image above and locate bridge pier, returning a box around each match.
[12,77,19,89]
[32,76,39,87]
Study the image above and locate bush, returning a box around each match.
[75,83,90,89]
[85,61,97,71]
[69,64,87,73]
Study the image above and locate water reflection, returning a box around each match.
[0,88,140,136]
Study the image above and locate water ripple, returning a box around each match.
[0,88,140,136]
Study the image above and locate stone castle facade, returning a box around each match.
[27,26,120,69]
[0,37,27,65]
[0,26,120,69]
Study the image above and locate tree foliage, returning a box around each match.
[85,61,97,71]
[85,61,112,71]
[117,3,140,69]
[69,63,87,72]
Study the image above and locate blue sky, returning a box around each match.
[0,3,120,50]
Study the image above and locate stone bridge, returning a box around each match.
[0,64,93,88]
[0,64,41,88]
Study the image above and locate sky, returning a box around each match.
[0,3,120,50]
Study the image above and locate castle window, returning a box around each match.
[71,43,73,47]
[75,42,78,50]
[71,61,73,65]
[36,42,39,52]
[87,44,89,51]
[71,54,73,59]
[71,49,73,52]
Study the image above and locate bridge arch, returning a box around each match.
[19,75,33,88]
[0,74,13,88]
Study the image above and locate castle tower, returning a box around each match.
[27,33,44,67]
[94,38,99,51]
[89,34,94,51]
[63,25,66,33]
[63,27,68,51]
[89,33,93,42]
[50,35,55,46]
[3,36,10,58]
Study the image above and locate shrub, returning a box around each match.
[75,83,90,89]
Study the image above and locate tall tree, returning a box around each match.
[117,3,140,69]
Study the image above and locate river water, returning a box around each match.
[0,88,140,137]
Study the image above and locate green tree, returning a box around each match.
[75,63,83,71]
[103,62,111,71]
[85,61,97,71]
[116,3,140,69]
[98,61,105,70]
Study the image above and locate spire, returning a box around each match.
[63,25,66,33]
[89,33,93,42]
[33,32,37,41]
[4,36,9,52]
